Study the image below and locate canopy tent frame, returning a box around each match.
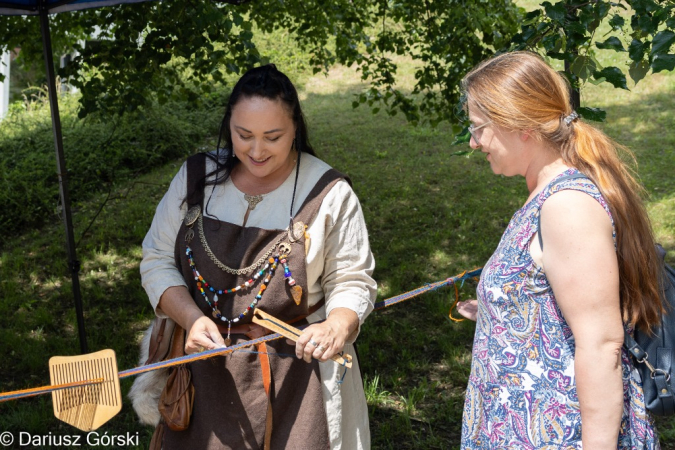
[39,2,87,353]
[0,0,158,354]
[0,0,148,15]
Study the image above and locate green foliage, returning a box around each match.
[0,0,520,128]
[65,1,260,117]
[578,106,607,122]
[1,0,673,131]
[0,91,224,236]
[0,8,90,85]
[511,0,675,91]
[0,0,372,118]
[353,1,521,127]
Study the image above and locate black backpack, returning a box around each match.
[624,244,675,416]
[541,172,675,416]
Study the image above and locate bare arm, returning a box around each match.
[540,190,624,449]
[157,286,226,354]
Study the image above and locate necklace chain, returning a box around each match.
[197,214,286,276]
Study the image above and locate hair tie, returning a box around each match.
[563,111,579,126]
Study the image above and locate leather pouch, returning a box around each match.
[157,320,195,431]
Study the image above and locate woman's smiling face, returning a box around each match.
[468,107,525,177]
[230,95,297,184]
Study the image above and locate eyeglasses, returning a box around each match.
[468,121,492,146]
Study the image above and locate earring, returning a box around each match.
[225,147,236,159]
[216,146,230,162]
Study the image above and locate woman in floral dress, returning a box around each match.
[456,52,661,449]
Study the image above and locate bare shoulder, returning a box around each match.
[540,189,613,242]
[538,188,616,278]
[540,189,621,343]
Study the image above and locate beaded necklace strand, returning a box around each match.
[186,246,298,345]
[183,146,305,345]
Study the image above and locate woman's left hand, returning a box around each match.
[296,308,358,363]
[456,299,478,321]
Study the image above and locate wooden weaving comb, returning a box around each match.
[252,309,353,368]
[48,349,122,432]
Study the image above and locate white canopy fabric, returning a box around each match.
[0,51,9,119]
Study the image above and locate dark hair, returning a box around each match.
[192,64,316,208]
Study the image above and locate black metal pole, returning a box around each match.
[38,0,88,354]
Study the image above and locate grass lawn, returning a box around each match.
[1,7,674,450]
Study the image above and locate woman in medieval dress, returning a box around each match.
[136,64,376,449]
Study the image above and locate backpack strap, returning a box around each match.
[537,172,589,251]
[624,244,675,416]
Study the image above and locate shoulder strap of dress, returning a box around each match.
[538,172,588,251]
[293,168,350,226]
[185,153,208,209]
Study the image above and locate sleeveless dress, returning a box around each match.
[461,169,659,449]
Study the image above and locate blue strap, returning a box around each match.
[654,370,675,415]
[625,332,647,361]
[656,346,674,415]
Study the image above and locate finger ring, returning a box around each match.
[308,339,319,347]
[316,345,326,353]
[198,346,205,353]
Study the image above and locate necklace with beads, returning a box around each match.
[186,245,299,345]
[182,147,306,346]
[184,214,304,345]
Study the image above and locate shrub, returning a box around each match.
[0,90,226,236]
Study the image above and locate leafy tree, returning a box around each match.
[0,0,520,124]
[1,1,672,126]
[350,1,521,127]
[510,0,675,121]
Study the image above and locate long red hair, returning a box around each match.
[462,51,662,332]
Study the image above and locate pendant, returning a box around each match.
[244,194,263,210]
[212,309,221,319]
[184,205,201,227]
[225,322,232,347]
[289,220,305,242]
[278,242,292,257]
[291,285,303,305]
[184,228,194,243]
[304,230,310,256]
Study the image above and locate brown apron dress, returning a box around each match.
[163,153,345,450]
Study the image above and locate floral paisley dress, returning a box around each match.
[461,169,659,449]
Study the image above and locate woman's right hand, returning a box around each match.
[157,286,227,354]
[456,299,478,321]
[185,314,227,354]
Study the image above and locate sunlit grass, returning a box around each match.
[0,7,673,448]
